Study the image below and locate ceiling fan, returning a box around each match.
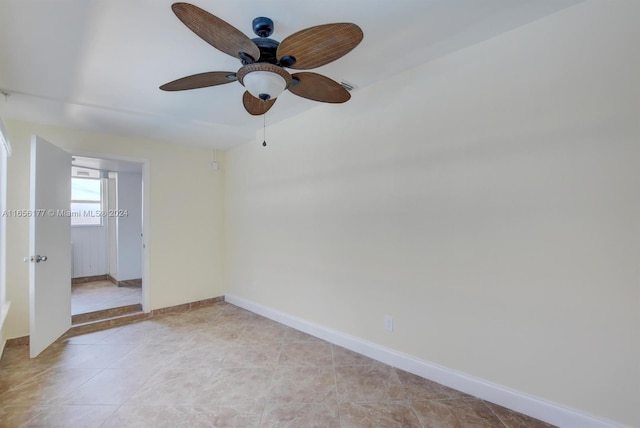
[159,3,363,115]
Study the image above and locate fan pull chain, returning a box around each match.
[262,113,267,147]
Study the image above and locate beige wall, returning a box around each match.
[3,121,225,338]
[224,1,640,426]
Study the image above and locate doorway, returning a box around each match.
[70,155,147,318]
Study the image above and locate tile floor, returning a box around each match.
[71,281,141,315]
[0,302,555,427]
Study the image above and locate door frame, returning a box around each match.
[0,117,11,355]
[69,151,150,312]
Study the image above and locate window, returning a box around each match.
[71,177,102,226]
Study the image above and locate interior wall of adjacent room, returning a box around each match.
[107,173,118,280]
[115,171,143,281]
[70,171,142,281]
[223,1,640,426]
[3,121,226,338]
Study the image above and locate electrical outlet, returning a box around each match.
[384,315,394,332]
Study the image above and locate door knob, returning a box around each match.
[29,255,48,263]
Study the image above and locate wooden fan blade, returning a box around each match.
[159,72,237,91]
[243,91,276,115]
[277,23,363,70]
[171,3,260,61]
[289,73,351,103]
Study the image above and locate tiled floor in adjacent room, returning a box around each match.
[0,302,555,427]
[71,280,141,315]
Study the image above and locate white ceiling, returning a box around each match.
[0,0,581,149]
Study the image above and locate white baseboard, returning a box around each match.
[225,294,622,428]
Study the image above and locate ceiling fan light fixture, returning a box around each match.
[237,63,293,101]
[243,71,285,100]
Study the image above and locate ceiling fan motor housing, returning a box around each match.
[245,18,296,67]
[249,37,279,64]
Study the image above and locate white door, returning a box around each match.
[29,135,71,357]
